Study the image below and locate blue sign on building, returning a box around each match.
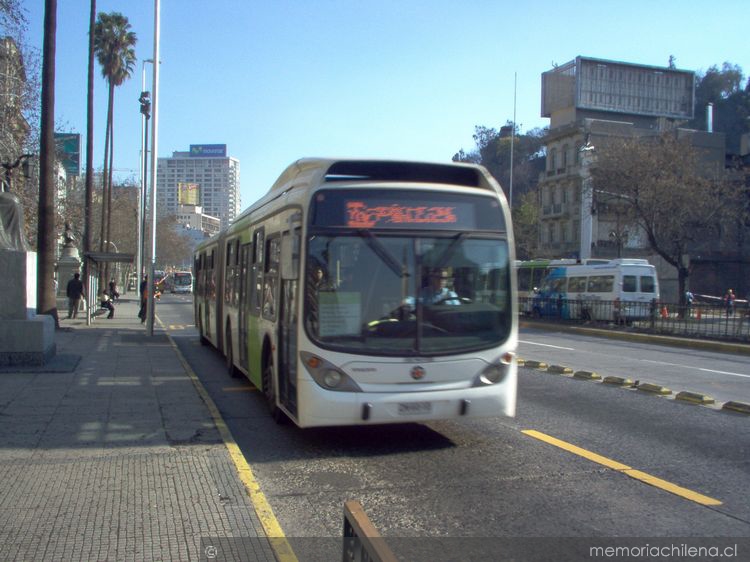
[189,144,227,157]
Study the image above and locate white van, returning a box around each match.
[532,259,660,321]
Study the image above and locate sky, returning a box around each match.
[23,0,750,209]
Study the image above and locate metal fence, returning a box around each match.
[519,296,750,343]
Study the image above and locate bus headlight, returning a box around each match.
[323,369,343,388]
[300,351,362,392]
[474,358,512,386]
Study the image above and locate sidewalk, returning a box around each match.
[0,298,275,561]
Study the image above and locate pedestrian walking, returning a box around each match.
[724,289,736,317]
[138,275,148,323]
[685,290,694,317]
[65,272,85,319]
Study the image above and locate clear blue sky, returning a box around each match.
[25,0,750,208]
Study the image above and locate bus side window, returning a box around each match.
[623,275,637,292]
[263,236,280,320]
[568,277,586,293]
[250,230,264,316]
[640,276,656,293]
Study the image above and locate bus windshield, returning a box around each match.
[174,272,192,286]
[305,232,511,355]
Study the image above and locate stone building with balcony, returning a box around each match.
[538,56,697,264]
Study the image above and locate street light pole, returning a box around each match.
[137,59,153,297]
[147,0,161,336]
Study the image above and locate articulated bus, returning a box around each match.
[194,159,517,428]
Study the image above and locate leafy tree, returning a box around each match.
[687,63,750,154]
[454,123,547,257]
[591,132,741,304]
[93,11,136,282]
[511,190,540,260]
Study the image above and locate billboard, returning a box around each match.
[54,133,81,176]
[178,182,200,205]
[189,144,226,158]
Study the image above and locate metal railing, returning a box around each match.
[519,296,750,343]
[343,500,398,562]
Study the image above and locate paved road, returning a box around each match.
[518,326,750,404]
[162,295,750,561]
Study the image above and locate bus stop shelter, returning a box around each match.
[83,251,135,325]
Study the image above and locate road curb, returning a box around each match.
[547,365,573,374]
[520,319,750,356]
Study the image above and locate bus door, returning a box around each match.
[239,243,252,370]
[278,228,300,417]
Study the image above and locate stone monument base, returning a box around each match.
[0,314,56,367]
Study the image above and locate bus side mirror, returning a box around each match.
[281,233,299,280]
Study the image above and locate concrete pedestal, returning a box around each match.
[0,249,56,366]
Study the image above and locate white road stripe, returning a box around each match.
[698,368,750,379]
[519,340,575,351]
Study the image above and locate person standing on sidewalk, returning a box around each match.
[138,275,148,323]
[66,272,85,319]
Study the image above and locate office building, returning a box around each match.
[156,144,240,230]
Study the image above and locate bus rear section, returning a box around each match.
[532,259,659,321]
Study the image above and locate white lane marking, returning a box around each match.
[519,340,575,351]
[698,368,750,379]
[640,359,750,378]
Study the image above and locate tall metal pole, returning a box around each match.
[509,71,516,208]
[137,59,152,293]
[147,0,161,336]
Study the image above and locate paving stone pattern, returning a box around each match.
[0,300,275,562]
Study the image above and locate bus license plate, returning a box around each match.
[398,402,432,415]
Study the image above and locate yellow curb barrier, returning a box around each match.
[636,382,672,395]
[722,401,750,415]
[602,376,634,387]
[523,360,548,369]
[675,391,715,405]
[547,365,573,374]
[573,370,602,381]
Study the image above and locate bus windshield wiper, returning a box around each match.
[435,232,470,270]
[357,230,410,279]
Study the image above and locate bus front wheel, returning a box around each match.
[262,358,285,424]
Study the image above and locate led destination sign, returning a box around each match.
[346,201,457,228]
[312,189,505,232]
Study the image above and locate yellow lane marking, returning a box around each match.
[522,429,722,507]
[161,320,298,562]
[223,386,258,393]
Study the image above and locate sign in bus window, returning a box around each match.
[318,292,361,337]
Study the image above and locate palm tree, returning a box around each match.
[93,11,136,282]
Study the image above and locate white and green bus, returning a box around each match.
[194,159,517,427]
